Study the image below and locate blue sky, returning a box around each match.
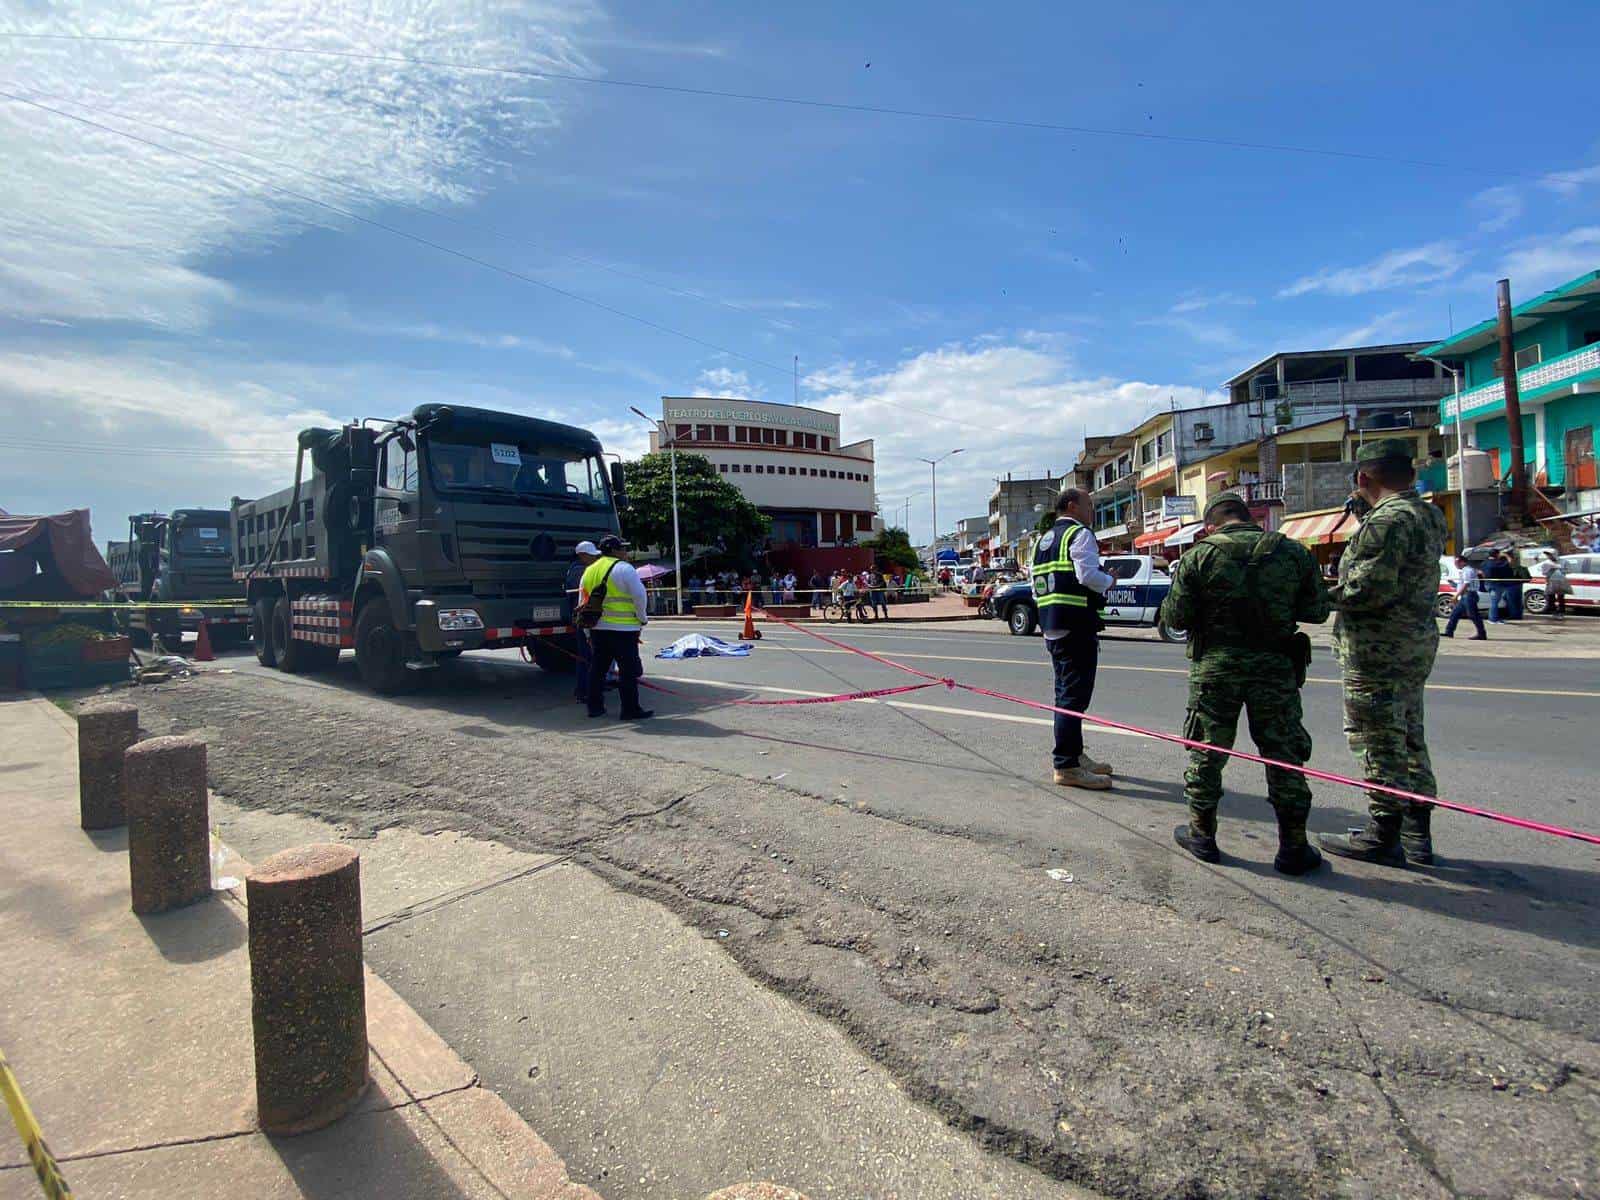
[2,0,1598,545]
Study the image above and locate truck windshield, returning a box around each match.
[426,439,610,508]
[174,524,231,553]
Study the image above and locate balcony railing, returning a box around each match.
[1255,377,1450,406]
[1443,342,1600,421]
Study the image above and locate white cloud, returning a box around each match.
[1470,185,1524,234]
[1170,291,1255,314]
[1539,163,1600,198]
[805,340,1212,542]
[238,294,578,359]
[692,365,766,399]
[0,0,600,328]
[1279,241,1467,298]
[1498,227,1600,294]
[1328,309,1412,347]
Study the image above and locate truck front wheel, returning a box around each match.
[354,602,415,694]
[1156,620,1188,644]
[253,598,278,667]
[530,635,578,673]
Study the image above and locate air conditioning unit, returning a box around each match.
[1273,423,1292,434]
[1193,422,1214,442]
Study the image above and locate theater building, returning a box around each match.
[651,396,878,548]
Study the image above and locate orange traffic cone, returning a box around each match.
[741,590,762,640]
[193,619,215,662]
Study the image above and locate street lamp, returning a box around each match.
[629,406,684,615]
[918,448,963,574]
[1411,355,1470,552]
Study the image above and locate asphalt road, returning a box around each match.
[132,620,1600,1199]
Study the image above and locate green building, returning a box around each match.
[1422,269,1600,504]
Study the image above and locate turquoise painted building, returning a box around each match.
[1423,270,1600,498]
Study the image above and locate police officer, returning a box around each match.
[1032,488,1114,790]
[1319,439,1448,867]
[1159,492,1330,873]
[579,535,653,721]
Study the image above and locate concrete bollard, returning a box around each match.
[246,844,369,1135]
[123,735,211,915]
[77,702,140,830]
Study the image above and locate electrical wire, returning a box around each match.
[0,437,297,456]
[0,86,1010,436]
[0,29,1576,183]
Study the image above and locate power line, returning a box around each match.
[0,437,297,456]
[0,30,1580,183]
[0,83,800,334]
[0,86,1007,435]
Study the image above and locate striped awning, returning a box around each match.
[1134,522,1180,549]
[1280,508,1356,546]
[1164,521,1207,547]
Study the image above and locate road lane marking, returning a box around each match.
[680,642,1600,699]
[646,674,1151,736]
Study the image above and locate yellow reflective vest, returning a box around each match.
[580,556,641,628]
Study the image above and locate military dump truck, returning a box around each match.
[232,404,627,693]
[105,510,251,648]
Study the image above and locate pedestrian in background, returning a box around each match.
[1507,552,1530,620]
[868,566,889,620]
[1483,550,1511,623]
[565,540,601,704]
[1442,555,1486,640]
[1159,492,1329,873]
[579,535,652,722]
[1320,440,1448,867]
[809,570,827,611]
[1541,552,1571,617]
[1032,488,1114,791]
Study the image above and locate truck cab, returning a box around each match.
[105,509,247,647]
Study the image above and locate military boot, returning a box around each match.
[1173,813,1220,863]
[1273,813,1324,877]
[1400,807,1434,866]
[1318,817,1406,868]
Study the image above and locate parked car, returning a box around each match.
[994,554,1185,641]
[1435,551,1597,617]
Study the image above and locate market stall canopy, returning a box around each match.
[1278,508,1357,547]
[1164,522,1207,548]
[0,510,116,599]
[636,563,674,581]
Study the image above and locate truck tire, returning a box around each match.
[1156,620,1188,644]
[530,636,578,673]
[271,596,318,674]
[1007,602,1036,637]
[253,598,278,667]
[354,601,415,694]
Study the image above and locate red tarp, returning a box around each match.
[0,509,117,599]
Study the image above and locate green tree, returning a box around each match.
[862,526,920,572]
[618,452,770,556]
[1036,507,1058,534]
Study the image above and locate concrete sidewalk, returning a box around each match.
[0,694,600,1200]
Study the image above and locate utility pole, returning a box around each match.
[1496,278,1529,524]
[628,406,684,615]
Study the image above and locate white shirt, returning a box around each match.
[1456,565,1480,595]
[595,559,649,631]
[1044,522,1114,641]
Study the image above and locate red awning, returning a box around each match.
[1133,523,1179,549]
[0,509,117,598]
[1279,508,1355,546]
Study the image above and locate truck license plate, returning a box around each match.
[531,605,562,624]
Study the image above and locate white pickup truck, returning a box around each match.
[993,554,1183,641]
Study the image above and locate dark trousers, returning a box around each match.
[1444,591,1485,638]
[1485,582,1506,622]
[587,628,644,716]
[573,630,591,700]
[1048,628,1099,769]
[871,590,888,619]
[1550,591,1568,616]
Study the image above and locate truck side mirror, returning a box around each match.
[610,461,629,510]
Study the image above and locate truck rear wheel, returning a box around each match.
[354,601,415,694]
[253,598,278,667]
[530,636,578,673]
[271,596,318,674]
[1156,621,1188,644]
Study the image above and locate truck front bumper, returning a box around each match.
[412,599,574,653]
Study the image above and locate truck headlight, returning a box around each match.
[436,608,484,631]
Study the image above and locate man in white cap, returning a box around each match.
[566,540,601,703]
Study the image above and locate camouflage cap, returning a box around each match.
[1353,437,1415,466]
[1202,490,1249,520]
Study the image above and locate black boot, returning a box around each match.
[1400,807,1434,865]
[1273,813,1324,876]
[1174,816,1220,863]
[1318,818,1405,868]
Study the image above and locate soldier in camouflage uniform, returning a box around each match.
[1319,438,1449,868]
[1158,492,1331,874]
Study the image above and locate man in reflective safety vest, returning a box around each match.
[579,535,653,721]
[1032,488,1115,790]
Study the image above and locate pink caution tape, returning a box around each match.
[749,609,1600,847]
[640,678,945,707]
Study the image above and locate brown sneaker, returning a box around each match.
[1080,753,1113,776]
[1053,766,1112,791]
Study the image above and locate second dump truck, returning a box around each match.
[232,404,627,693]
[105,509,251,649]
